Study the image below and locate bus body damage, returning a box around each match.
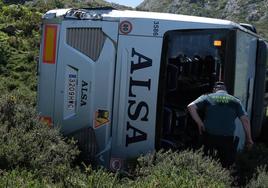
[38,8,268,169]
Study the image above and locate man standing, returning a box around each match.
[187,82,254,167]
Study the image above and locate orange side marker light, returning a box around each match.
[43,25,58,64]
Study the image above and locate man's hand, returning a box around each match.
[240,115,254,150]
[197,123,205,135]
[187,104,205,135]
[187,103,205,135]
[245,139,254,150]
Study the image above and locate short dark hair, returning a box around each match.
[213,81,226,90]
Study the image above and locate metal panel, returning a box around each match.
[111,35,163,164]
[66,28,106,61]
[68,127,97,163]
[234,31,257,118]
[252,40,268,138]
[234,30,257,150]
[37,24,60,124]
[53,20,118,168]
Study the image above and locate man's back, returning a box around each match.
[195,90,246,136]
[187,82,253,167]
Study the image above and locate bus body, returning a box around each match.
[38,8,268,170]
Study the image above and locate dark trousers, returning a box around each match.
[203,132,239,168]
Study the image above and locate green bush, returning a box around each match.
[128,150,232,188]
[235,144,268,186]
[0,169,49,188]
[0,31,11,66]
[0,94,79,182]
[0,4,40,96]
[246,167,268,188]
[0,166,122,188]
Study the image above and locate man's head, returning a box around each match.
[213,81,226,92]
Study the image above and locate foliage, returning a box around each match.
[246,167,268,188]
[129,150,232,188]
[138,0,268,40]
[0,147,233,188]
[0,4,41,97]
[234,144,268,186]
[0,94,80,182]
[0,170,49,188]
[0,167,121,188]
[0,92,121,187]
[24,0,112,12]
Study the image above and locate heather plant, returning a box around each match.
[0,4,40,95]
[0,169,49,188]
[0,93,124,187]
[129,150,232,188]
[0,94,80,182]
[234,144,268,186]
[246,166,268,188]
[0,167,121,188]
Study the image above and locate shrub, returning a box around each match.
[128,150,232,188]
[0,94,80,182]
[235,144,268,186]
[246,167,268,188]
[0,166,122,188]
[0,31,11,66]
[0,169,49,188]
[72,165,121,188]
[0,4,40,96]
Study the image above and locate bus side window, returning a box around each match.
[166,63,178,91]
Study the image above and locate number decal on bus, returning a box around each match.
[153,21,159,36]
[67,74,77,110]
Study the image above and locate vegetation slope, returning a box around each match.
[137,0,268,40]
[0,0,268,187]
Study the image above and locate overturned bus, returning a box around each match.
[38,8,268,170]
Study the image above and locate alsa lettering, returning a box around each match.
[81,80,88,106]
[126,48,152,146]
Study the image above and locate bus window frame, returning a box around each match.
[155,28,237,149]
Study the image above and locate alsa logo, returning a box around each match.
[81,80,88,106]
[126,48,152,147]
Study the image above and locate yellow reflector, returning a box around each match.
[43,25,57,64]
[214,40,222,47]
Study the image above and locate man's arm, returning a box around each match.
[239,115,254,149]
[187,103,205,135]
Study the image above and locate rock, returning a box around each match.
[137,0,268,39]
[247,10,261,22]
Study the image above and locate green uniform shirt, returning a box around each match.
[192,90,247,136]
